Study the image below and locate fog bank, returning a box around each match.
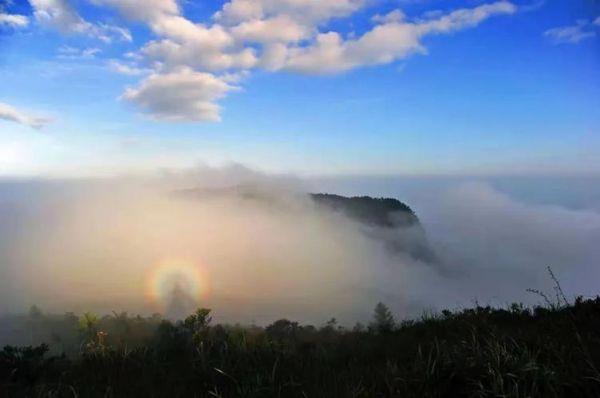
[1,167,599,325]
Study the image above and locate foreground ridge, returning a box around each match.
[2,297,600,397]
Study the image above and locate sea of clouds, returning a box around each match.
[0,166,598,325]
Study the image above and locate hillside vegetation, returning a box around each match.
[2,290,600,397]
[310,193,419,228]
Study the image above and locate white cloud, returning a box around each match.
[141,38,258,71]
[137,1,516,76]
[407,181,600,311]
[98,23,133,42]
[417,1,516,33]
[0,102,52,129]
[30,0,131,42]
[108,60,150,76]
[135,11,258,73]
[215,0,366,26]
[121,69,239,122]
[93,0,255,73]
[281,1,517,74]
[31,0,94,34]
[371,10,406,24]
[0,12,28,27]
[594,16,600,27]
[231,15,312,44]
[87,0,518,121]
[57,45,101,59]
[90,0,179,23]
[544,19,597,44]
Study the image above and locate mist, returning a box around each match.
[0,167,599,327]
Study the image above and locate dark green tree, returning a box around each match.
[182,308,212,332]
[27,305,43,345]
[182,308,212,344]
[370,302,395,333]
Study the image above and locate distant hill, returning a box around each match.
[310,193,419,228]
[177,186,435,262]
[310,193,435,263]
[178,186,418,226]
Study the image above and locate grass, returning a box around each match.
[1,286,600,396]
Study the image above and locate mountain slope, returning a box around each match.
[310,193,419,228]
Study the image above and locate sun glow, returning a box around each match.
[145,259,208,311]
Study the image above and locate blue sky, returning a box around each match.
[0,0,599,177]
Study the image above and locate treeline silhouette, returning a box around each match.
[179,188,421,229]
[2,295,600,397]
[310,193,419,228]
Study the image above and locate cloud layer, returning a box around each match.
[0,169,598,324]
[409,182,600,310]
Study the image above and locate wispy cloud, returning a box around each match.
[544,18,598,44]
[0,102,52,129]
[57,45,102,60]
[0,12,28,27]
[107,60,151,76]
[30,0,131,43]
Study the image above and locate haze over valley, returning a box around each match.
[1,169,598,328]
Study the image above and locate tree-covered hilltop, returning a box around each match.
[178,186,436,262]
[178,186,420,229]
[311,193,420,228]
[311,193,436,262]
[1,295,600,397]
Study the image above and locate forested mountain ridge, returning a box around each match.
[178,186,434,262]
[310,193,419,228]
[178,186,420,227]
